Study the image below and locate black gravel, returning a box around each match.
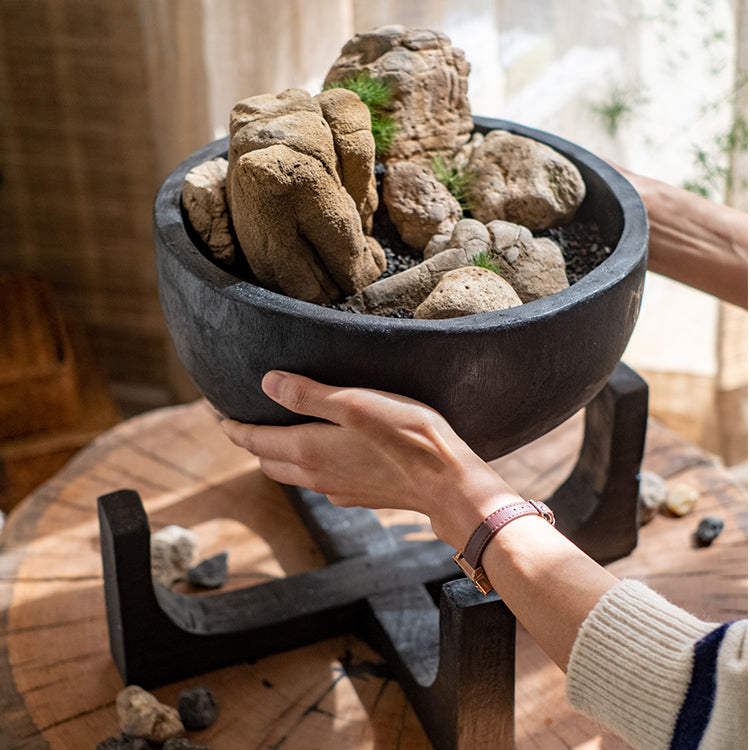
[329,219,612,318]
[537,221,613,285]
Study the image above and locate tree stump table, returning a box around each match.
[0,399,746,749]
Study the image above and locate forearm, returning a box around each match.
[623,169,748,307]
[223,370,620,671]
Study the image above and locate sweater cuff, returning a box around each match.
[566,579,717,750]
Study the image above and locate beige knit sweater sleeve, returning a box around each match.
[566,578,747,750]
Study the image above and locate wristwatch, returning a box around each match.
[452,499,555,594]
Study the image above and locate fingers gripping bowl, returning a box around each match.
[154,117,648,461]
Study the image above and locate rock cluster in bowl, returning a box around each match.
[182,25,597,319]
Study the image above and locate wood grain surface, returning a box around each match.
[0,400,746,750]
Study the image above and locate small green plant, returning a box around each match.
[431,154,476,212]
[590,85,647,138]
[471,251,504,276]
[324,72,397,158]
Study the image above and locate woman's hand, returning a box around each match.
[221,370,520,549]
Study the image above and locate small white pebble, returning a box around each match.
[665,484,699,517]
[151,525,198,586]
[639,471,667,524]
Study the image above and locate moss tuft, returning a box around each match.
[471,251,505,276]
[324,72,397,158]
[431,155,476,212]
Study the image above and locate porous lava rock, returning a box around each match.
[486,220,568,302]
[324,25,473,162]
[383,161,462,250]
[116,685,185,744]
[227,88,384,304]
[467,130,586,231]
[414,266,522,319]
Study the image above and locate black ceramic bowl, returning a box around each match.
[154,117,648,461]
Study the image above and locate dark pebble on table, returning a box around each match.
[694,516,725,547]
[96,735,149,750]
[163,739,213,750]
[178,686,220,729]
[187,552,229,589]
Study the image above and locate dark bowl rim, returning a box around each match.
[154,116,648,333]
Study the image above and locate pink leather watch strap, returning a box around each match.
[453,500,555,594]
[461,500,555,569]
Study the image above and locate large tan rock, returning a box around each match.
[383,161,462,250]
[467,130,586,231]
[227,89,384,304]
[182,157,236,265]
[317,87,379,233]
[487,220,569,302]
[414,266,522,319]
[324,25,473,162]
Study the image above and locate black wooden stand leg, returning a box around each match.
[98,362,648,750]
[365,580,515,750]
[283,486,515,750]
[546,361,649,564]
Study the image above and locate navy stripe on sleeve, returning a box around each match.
[670,621,733,750]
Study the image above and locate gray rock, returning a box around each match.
[486,220,568,302]
[187,552,228,590]
[383,161,462,250]
[638,471,668,524]
[324,25,473,162]
[178,685,219,729]
[181,157,236,265]
[414,266,522,319]
[116,685,185,744]
[151,525,198,587]
[694,516,724,547]
[467,129,586,231]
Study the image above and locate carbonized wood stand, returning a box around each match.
[96,364,647,750]
[1,365,746,749]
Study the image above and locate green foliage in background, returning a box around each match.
[324,72,397,158]
[590,84,647,138]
